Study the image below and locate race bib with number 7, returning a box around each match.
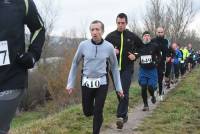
[82,77,101,89]
[0,41,10,66]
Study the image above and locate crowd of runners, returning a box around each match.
[0,1,199,134]
[66,13,200,133]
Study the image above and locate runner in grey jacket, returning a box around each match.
[67,39,122,91]
[66,20,123,134]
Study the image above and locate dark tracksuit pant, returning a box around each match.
[82,85,108,134]
[0,89,24,134]
[157,66,164,95]
[141,85,155,106]
[180,62,186,76]
[165,62,172,78]
[173,63,180,79]
[165,62,172,88]
[116,67,133,119]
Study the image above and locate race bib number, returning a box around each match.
[141,55,152,64]
[0,41,10,66]
[82,77,101,88]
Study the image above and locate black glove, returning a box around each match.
[17,52,36,69]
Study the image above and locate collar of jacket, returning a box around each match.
[91,39,104,45]
[116,29,129,35]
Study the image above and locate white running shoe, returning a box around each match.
[160,95,164,101]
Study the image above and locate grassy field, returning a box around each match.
[12,84,141,134]
[135,68,200,134]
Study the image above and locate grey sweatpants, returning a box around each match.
[0,89,24,134]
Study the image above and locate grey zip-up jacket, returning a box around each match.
[67,39,122,92]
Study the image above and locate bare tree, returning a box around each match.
[80,19,89,39]
[128,17,143,36]
[37,0,59,65]
[167,0,196,42]
[144,0,165,36]
[144,0,197,42]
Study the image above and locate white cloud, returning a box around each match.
[188,12,200,33]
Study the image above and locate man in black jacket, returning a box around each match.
[151,27,168,101]
[105,13,142,129]
[0,0,45,133]
[165,45,175,89]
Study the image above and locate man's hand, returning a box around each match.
[17,52,35,69]
[114,47,120,55]
[117,90,124,99]
[65,87,74,95]
[128,52,136,61]
[171,58,174,63]
[166,57,171,63]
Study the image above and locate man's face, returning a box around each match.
[156,27,165,37]
[143,34,151,43]
[188,43,192,49]
[172,43,177,50]
[116,18,127,32]
[90,23,103,42]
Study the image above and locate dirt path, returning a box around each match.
[101,82,177,134]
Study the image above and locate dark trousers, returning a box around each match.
[116,68,132,118]
[0,89,24,134]
[173,64,180,79]
[82,85,108,134]
[165,62,172,78]
[165,62,172,87]
[141,85,154,106]
[180,63,186,76]
[157,67,164,95]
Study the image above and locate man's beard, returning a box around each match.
[157,36,164,39]
[143,40,150,44]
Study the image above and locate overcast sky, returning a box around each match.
[35,0,200,37]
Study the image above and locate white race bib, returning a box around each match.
[0,41,10,66]
[141,55,152,64]
[82,77,101,88]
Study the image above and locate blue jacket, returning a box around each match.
[173,49,182,64]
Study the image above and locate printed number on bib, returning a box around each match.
[141,55,152,64]
[0,41,10,66]
[82,77,101,88]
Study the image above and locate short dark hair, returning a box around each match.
[142,31,151,37]
[116,13,128,23]
[90,20,104,32]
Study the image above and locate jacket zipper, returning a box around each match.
[95,46,97,57]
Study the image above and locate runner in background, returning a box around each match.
[171,43,182,83]
[187,43,195,72]
[152,27,168,101]
[138,31,160,111]
[180,46,189,77]
[165,44,175,89]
